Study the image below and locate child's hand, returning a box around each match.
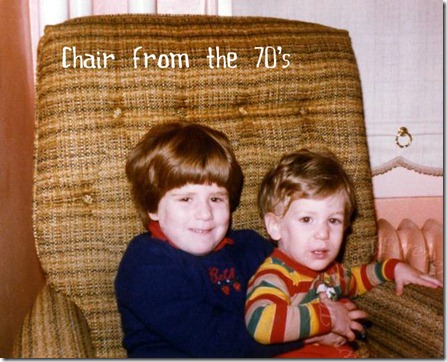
[318,293,368,341]
[304,332,347,347]
[394,262,443,296]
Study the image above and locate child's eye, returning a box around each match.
[210,193,228,203]
[179,197,191,202]
[329,218,343,225]
[211,196,228,203]
[299,217,312,223]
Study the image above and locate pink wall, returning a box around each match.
[375,197,443,229]
[0,0,46,357]
[373,168,443,228]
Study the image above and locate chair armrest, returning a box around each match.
[11,284,95,358]
[377,218,443,283]
[355,283,443,358]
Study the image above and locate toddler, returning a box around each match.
[245,149,442,358]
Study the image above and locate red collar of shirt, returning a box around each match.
[272,248,337,278]
[148,221,234,252]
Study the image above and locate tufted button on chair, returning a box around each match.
[12,14,443,358]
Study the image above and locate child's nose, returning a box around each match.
[315,222,330,240]
[195,201,213,220]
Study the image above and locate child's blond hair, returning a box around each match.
[258,149,356,225]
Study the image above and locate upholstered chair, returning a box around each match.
[12,14,443,358]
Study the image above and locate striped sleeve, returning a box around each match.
[346,259,401,296]
[245,258,332,344]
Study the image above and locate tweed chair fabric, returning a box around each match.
[12,285,94,358]
[14,14,442,358]
[357,283,444,358]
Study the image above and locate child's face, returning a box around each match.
[264,191,347,271]
[149,183,231,256]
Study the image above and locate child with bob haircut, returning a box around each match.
[245,149,442,358]
[114,122,303,358]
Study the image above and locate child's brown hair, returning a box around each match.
[258,149,357,225]
[126,122,243,227]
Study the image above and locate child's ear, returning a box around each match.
[264,212,281,241]
[148,211,159,221]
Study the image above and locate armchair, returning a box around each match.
[12,14,443,358]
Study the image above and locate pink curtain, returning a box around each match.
[0,0,45,357]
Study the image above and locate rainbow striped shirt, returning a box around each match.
[245,248,399,344]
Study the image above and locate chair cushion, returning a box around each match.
[11,284,96,358]
[356,283,444,358]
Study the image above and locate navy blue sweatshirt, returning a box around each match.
[114,229,303,357]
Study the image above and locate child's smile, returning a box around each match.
[149,183,231,256]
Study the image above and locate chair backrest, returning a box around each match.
[34,14,376,357]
